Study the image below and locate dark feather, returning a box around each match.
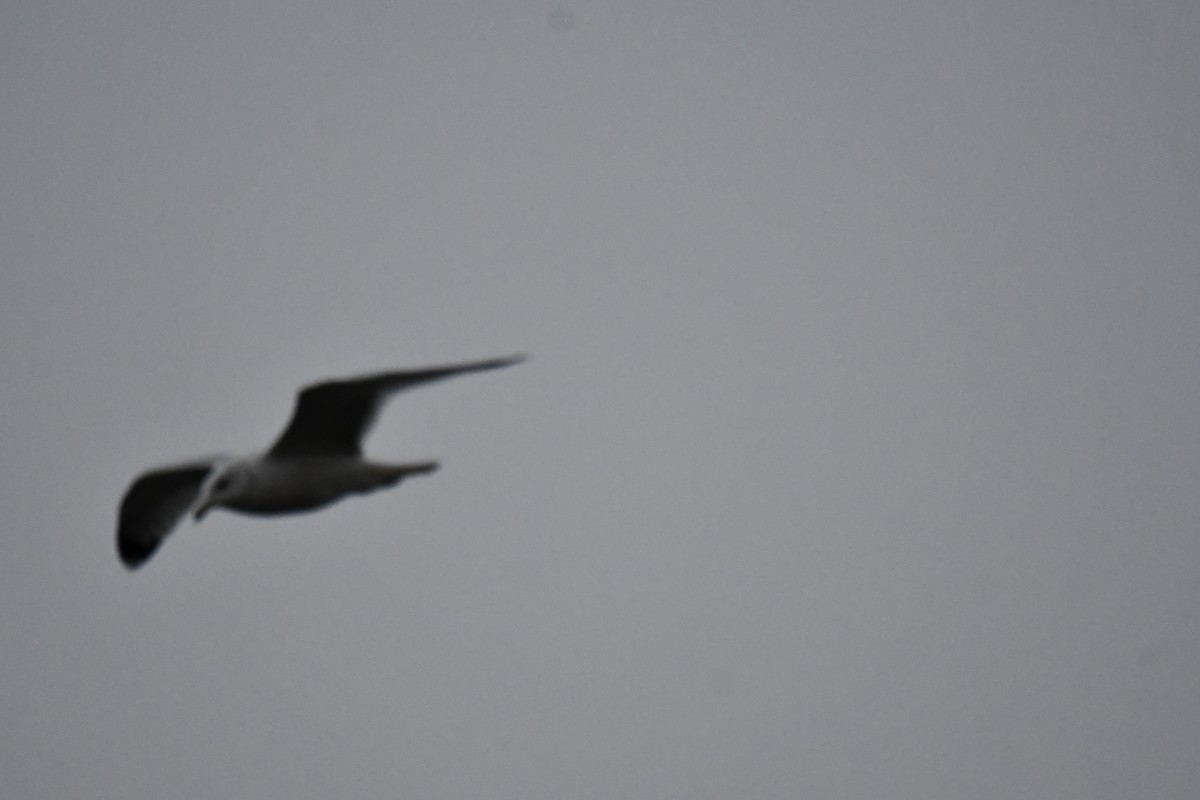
[267,355,524,458]
[117,462,214,569]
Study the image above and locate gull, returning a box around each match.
[116,355,524,570]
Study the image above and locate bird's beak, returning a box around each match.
[193,501,212,521]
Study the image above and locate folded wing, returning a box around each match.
[117,461,216,569]
[267,355,525,458]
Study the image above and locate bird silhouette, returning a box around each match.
[116,355,524,569]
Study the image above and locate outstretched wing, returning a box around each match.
[266,355,525,459]
[117,460,216,569]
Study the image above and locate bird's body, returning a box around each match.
[116,355,523,570]
[203,457,439,516]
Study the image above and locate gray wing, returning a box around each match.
[267,355,525,459]
[117,460,217,569]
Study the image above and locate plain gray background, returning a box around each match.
[2,2,1198,798]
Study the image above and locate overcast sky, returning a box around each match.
[2,2,1198,798]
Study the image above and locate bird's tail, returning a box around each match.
[371,460,439,487]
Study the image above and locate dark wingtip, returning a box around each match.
[117,535,155,571]
[483,354,528,369]
[116,500,155,570]
[446,354,528,378]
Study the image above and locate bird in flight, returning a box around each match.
[116,355,524,570]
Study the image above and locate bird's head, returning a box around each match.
[193,460,252,521]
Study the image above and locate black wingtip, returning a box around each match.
[441,354,528,378]
[117,535,156,571]
[477,354,528,370]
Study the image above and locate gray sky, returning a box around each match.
[2,1,1198,798]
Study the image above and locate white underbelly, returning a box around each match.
[228,458,374,514]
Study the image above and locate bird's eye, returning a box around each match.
[214,477,232,493]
